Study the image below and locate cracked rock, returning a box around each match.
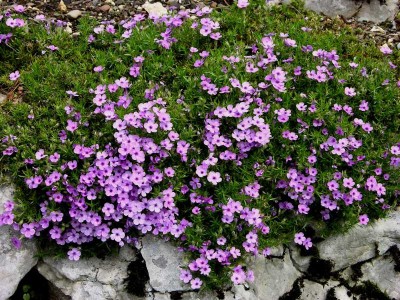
[318,211,400,272]
[288,244,311,273]
[299,279,340,300]
[360,254,400,299]
[0,185,38,300]
[141,235,188,293]
[37,246,135,300]
[248,252,301,300]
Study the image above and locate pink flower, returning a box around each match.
[380,44,393,55]
[237,0,249,8]
[207,171,222,185]
[359,214,369,225]
[190,278,202,289]
[344,87,356,97]
[47,45,59,51]
[294,232,305,245]
[67,248,81,261]
[94,66,104,72]
[9,71,20,81]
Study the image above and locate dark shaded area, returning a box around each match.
[326,288,338,300]
[279,278,303,300]
[351,261,364,281]
[216,289,225,299]
[306,257,333,280]
[352,281,391,300]
[124,250,150,297]
[10,268,49,300]
[170,291,184,300]
[388,245,400,272]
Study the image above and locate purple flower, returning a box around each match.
[67,248,81,261]
[190,278,202,289]
[9,71,20,81]
[359,214,369,225]
[207,171,222,185]
[93,66,104,72]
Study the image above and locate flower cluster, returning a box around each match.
[0,1,399,291]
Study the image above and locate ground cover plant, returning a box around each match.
[0,0,399,292]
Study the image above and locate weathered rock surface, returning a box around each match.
[249,252,301,300]
[299,279,340,300]
[357,0,399,23]
[141,235,188,293]
[37,246,135,300]
[318,211,400,271]
[281,0,400,23]
[0,185,38,300]
[304,0,362,19]
[360,254,400,299]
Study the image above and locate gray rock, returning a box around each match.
[141,235,188,293]
[299,279,340,300]
[0,185,38,300]
[357,0,399,23]
[231,285,257,300]
[318,211,400,271]
[142,2,168,18]
[37,246,136,300]
[304,0,361,19]
[288,244,311,273]
[67,10,82,19]
[332,286,354,300]
[360,254,400,299]
[248,252,301,300]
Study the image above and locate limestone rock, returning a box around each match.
[304,0,361,19]
[248,252,301,300]
[0,185,38,300]
[141,235,188,293]
[288,244,311,272]
[318,211,400,271]
[37,246,136,300]
[142,2,168,18]
[332,286,354,300]
[231,285,257,300]
[360,254,400,299]
[357,0,399,23]
[299,279,340,300]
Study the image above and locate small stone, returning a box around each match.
[58,0,67,13]
[370,25,386,33]
[142,2,168,17]
[210,2,217,8]
[67,10,82,19]
[98,4,111,12]
[64,26,73,34]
